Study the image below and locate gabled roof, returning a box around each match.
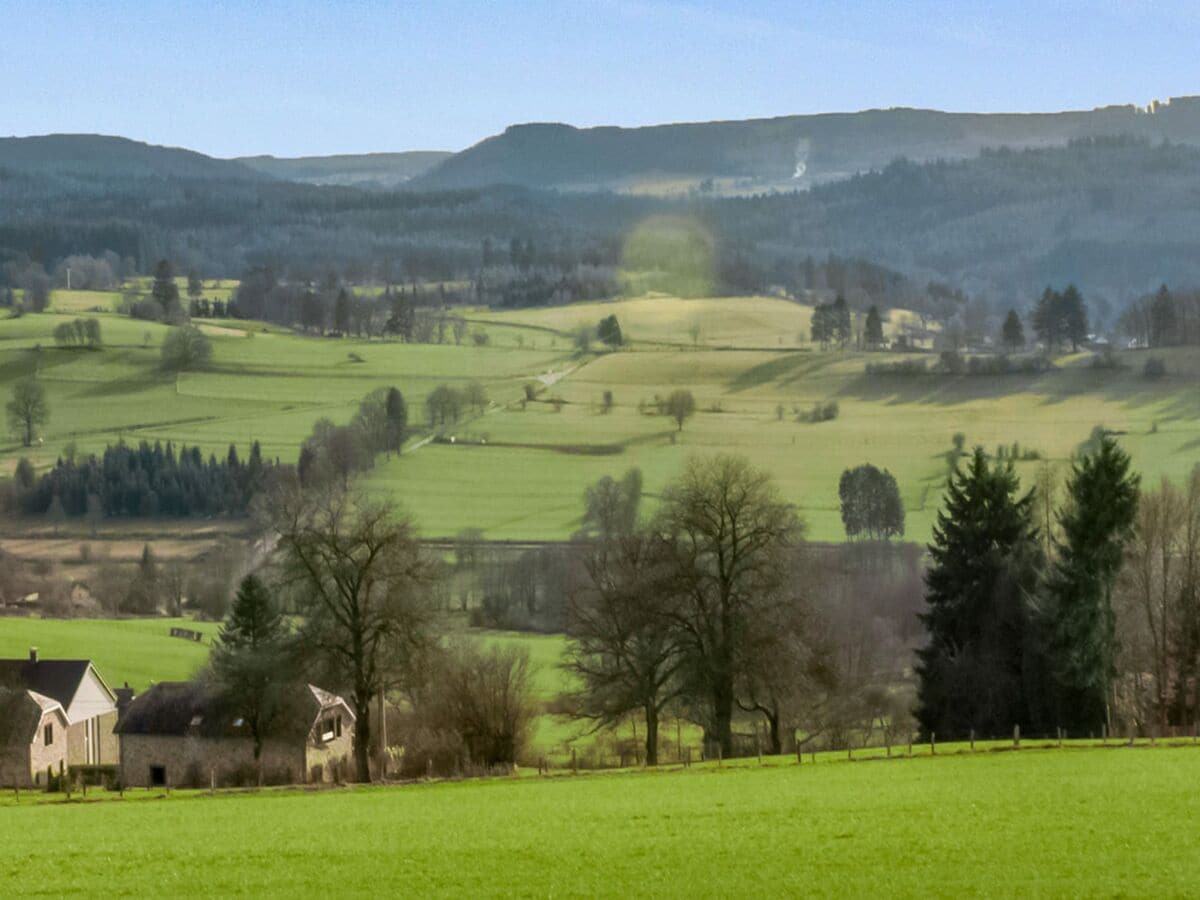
[0,658,101,710]
[0,688,66,750]
[115,682,353,740]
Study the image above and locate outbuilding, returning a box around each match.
[115,681,355,787]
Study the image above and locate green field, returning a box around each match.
[0,616,219,690]
[1,746,1197,895]
[3,296,1199,542]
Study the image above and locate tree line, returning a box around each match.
[7,440,278,518]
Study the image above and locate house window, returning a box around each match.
[150,765,167,787]
[335,715,342,738]
[320,717,337,742]
[44,723,53,745]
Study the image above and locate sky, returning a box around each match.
[2,0,1198,158]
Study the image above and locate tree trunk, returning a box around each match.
[766,709,782,756]
[644,705,659,767]
[353,695,372,782]
[713,683,734,759]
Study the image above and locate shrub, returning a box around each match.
[937,351,966,374]
[865,358,929,376]
[1091,348,1123,370]
[1143,357,1167,380]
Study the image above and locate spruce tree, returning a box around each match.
[1041,435,1138,733]
[1060,284,1089,351]
[212,575,293,762]
[916,449,1042,738]
[1001,309,1024,352]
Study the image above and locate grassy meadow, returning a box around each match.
[2,291,1199,542]
[1,745,1197,896]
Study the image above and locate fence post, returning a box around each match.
[717,745,723,768]
[796,744,802,765]
[210,767,215,794]
[571,748,577,774]
[1057,726,1063,748]
[930,732,936,755]
[907,733,913,757]
[847,745,853,762]
[1102,723,1107,745]
[1013,724,1020,749]
[969,729,975,752]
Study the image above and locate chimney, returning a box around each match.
[28,647,38,664]
[115,682,135,720]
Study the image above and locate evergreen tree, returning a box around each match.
[916,449,1042,738]
[1001,309,1025,352]
[125,543,160,614]
[211,575,294,763]
[832,295,851,348]
[385,387,407,454]
[186,271,203,300]
[1041,435,1139,733]
[1061,284,1089,351]
[1032,287,1061,350]
[597,314,623,347]
[864,305,885,350]
[151,260,180,314]
[334,288,352,334]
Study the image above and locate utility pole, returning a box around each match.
[66,267,71,290]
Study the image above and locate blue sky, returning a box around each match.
[2,0,1197,157]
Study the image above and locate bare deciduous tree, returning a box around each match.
[566,533,685,765]
[268,484,438,782]
[658,454,802,757]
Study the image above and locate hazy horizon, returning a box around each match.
[4,0,1199,158]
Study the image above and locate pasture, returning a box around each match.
[2,293,1199,542]
[1,746,1197,896]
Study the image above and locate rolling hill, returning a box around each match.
[236,151,452,188]
[0,134,266,181]
[412,97,1200,193]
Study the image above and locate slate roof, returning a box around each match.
[0,658,95,709]
[0,688,64,749]
[114,682,353,740]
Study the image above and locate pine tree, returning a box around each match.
[1041,435,1139,733]
[864,305,885,350]
[1002,309,1024,352]
[916,449,1042,738]
[212,575,294,763]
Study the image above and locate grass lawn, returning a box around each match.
[0,617,218,690]
[1,746,1196,896]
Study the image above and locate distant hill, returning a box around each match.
[412,98,1200,194]
[237,151,452,188]
[0,134,265,181]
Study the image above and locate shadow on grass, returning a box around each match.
[726,352,838,393]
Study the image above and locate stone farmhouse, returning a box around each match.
[0,648,119,769]
[0,686,71,787]
[116,681,355,787]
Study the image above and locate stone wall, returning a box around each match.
[27,710,69,788]
[119,734,308,788]
[304,723,355,782]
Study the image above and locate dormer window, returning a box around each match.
[44,723,53,745]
